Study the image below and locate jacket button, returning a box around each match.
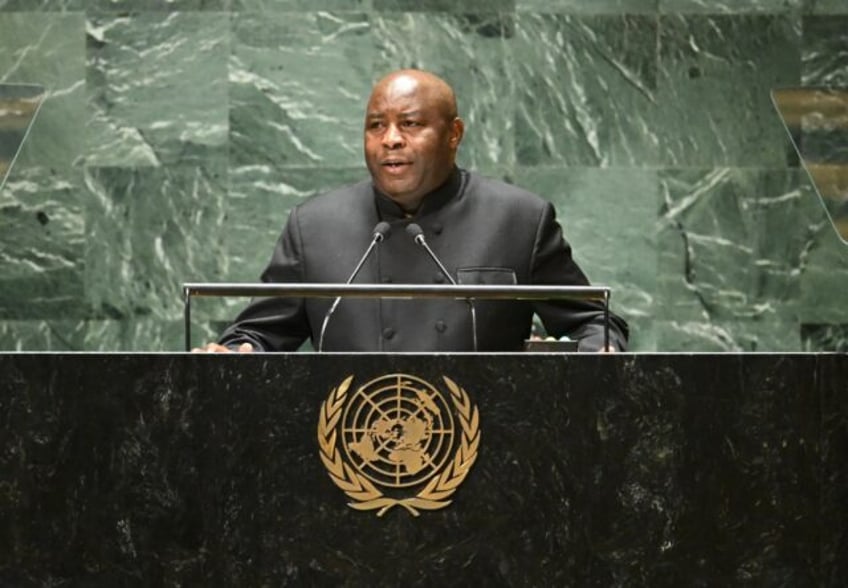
[434,273,445,284]
[432,223,443,235]
[435,320,447,333]
[382,327,395,340]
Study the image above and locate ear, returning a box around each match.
[449,117,465,149]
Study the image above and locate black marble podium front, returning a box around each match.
[1,353,845,586]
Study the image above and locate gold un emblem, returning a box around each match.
[317,373,480,517]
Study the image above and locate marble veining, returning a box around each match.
[85,11,229,166]
[802,15,848,85]
[0,3,846,351]
[0,353,842,584]
[514,13,659,167]
[230,11,371,168]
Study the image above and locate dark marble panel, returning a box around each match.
[513,167,657,351]
[659,0,803,13]
[372,12,514,175]
[85,11,229,166]
[802,15,848,85]
[229,11,372,168]
[82,164,228,323]
[0,353,837,584]
[820,354,848,585]
[605,355,822,585]
[656,14,801,166]
[657,168,821,329]
[513,14,659,167]
[517,0,659,13]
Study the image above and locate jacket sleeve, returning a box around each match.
[530,202,629,351]
[217,207,312,351]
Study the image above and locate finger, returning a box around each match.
[238,342,254,353]
[192,343,231,353]
[192,344,222,353]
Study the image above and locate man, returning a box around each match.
[199,69,627,353]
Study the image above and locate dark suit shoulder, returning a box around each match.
[462,171,551,218]
[464,171,549,207]
[293,178,373,219]
[286,178,378,243]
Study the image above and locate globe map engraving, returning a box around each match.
[342,374,456,489]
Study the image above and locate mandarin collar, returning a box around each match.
[373,167,464,221]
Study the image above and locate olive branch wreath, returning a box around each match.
[317,375,480,517]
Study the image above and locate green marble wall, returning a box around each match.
[1,0,846,352]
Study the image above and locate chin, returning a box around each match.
[379,180,419,198]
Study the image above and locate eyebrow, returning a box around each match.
[366,110,424,120]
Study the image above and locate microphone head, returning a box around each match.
[405,223,424,241]
[373,221,391,242]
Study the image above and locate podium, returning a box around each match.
[1,352,844,585]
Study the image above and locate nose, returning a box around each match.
[381,123,404,149]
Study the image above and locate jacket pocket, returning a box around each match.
[456,267,517,285]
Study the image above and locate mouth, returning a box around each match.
[382,160,411,167]
[380,160,412,175]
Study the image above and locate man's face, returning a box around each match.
[364,76,462,211]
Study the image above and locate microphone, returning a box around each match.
[318,221,391,352]
[405,223,478,351]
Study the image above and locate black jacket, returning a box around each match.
[219,168,628,351]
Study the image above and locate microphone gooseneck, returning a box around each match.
[405,223,455,284]
[405,223,478,352]
[318,222,391,352]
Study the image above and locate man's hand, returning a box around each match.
[192,342,254,353]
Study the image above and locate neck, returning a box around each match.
[396,197,424,217]
[388,169,457,214]
[373,166,462,220]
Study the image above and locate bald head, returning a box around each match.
[368,69,458,122]
[363,69,465,213]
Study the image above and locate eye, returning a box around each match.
[367,121,384,130]
[402,120,421,128]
